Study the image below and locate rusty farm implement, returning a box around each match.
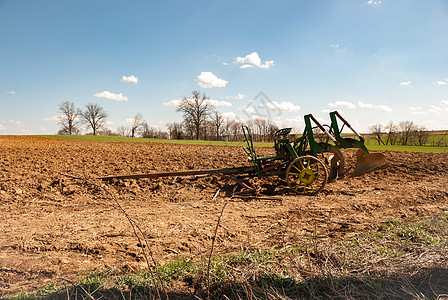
[95,111,385,195]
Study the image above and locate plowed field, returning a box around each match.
[1,136,448,295]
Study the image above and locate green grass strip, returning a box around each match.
[367,144,448,153]
[34,135,448,152]
[35,135,273,147]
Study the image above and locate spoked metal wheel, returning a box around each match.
[286,155,328,195]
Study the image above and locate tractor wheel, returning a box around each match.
[286,156,328,195]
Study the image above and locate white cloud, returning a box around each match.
[328,101,356,109]
[240,64,254,69]
[39,126,47,132]
[7,91,15,94]
[440,100,448,106]
[409,106,425,114]
[208,99,232,107]
[329,44,347,52]
[221,112,237,120]
[195,72,228,88]
[0,124,6,130]
[94,91,128,101]
[227,93,246,100]
[367,0,382,4]
[43,115,61,121]
[163,99,182,106]
[400,81,412,86]
[358,101,392,112]
[235,52,275,69]
[2,119,22,125]
[20,129,33,134]
[286,116,305,126]
[436,80,447,86]
[262,101,301,112]
[163,98,231,107]
[222,62,229,66]
[121,75,138,83]
[429,105,442,113]
[239,100,256,114]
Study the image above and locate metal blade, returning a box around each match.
[349,150,385,178]
[328,147,345,183]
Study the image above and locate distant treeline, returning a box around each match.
[367,121,448,147]
[56,96,447,147]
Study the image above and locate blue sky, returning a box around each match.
[1,0,448,135]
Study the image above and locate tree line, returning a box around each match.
[57,91,279,142]
[369,121,447,147]
[57,102,166,138]
[167,91,278,141]
[57,92,446,146]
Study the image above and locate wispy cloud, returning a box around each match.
[43,115,61,121]
[262,101,301,112]
[400,81,412,86]
[429,105,442,113]
[435,80,447,85]
[235,52,274,69]
[2,119,22,125]
[367,0,382,5]
[221,112,237,120]
[329,44,347,52]
[94,91,128,101]
[227,93,246,100]
[409,106,425,114]
[222,62,229,66]
[195,72,228,88]
[359,101,392,112]
[410,102,448,114]
[328,101,356,109]
[121,75,138,83]
[0,124,6,130]
[7,91,15,94]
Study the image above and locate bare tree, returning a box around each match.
[414,125,430,146]
[117,126,130,137]
[228,120,243,141]
[385,121,398,145]
[211,111,225,141]
[398,120,416,145]
[369,123,385,145]
[433,131,448,147]
[130,113,143,138]
[167,122,183,139]
[266,120,279,140]
[81,103,108,136]
[176,91,214,140]
[139,122,168,139]
[58,101,81,135]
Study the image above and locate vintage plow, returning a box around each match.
[96,111,385,195]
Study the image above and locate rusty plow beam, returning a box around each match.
[96,166,257,181]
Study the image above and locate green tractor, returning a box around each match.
[243,111,385,195]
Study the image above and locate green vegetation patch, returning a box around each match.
[367,144,447,153]
[35,135,273,147]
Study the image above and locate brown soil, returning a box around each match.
[1,136,447,295]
